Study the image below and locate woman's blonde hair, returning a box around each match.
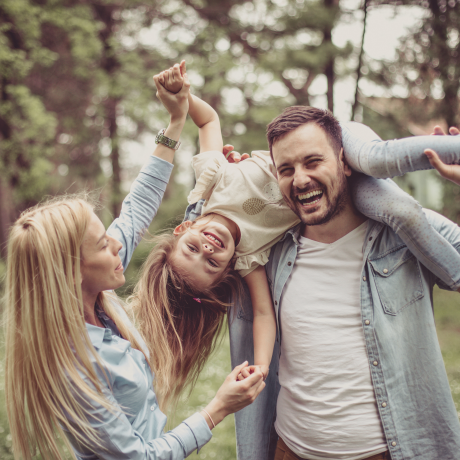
[5,195,145,460]
[130,222,242,410]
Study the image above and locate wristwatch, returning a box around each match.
[155,129,181,150]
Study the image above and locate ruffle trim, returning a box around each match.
[187,153,226,204]
[235,249,271,277]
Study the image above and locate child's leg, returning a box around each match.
[352,173,460,290]
[342,122,460,178]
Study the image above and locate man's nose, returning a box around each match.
[293,167,311,189]
[202,242,214,253]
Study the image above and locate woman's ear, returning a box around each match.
[173,220,193,235]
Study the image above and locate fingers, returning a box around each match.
[229,361,249,380]
[424,149,450,176]
[241,153,250,161]
[179,60,186,76]
[449,126,460,135]
[431,125,446,136]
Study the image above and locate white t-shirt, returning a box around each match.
[275,221,387,460]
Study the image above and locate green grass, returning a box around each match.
[0,287,458,458]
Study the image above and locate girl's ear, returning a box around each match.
[173,220,193,235]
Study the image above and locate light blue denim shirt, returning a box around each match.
[223,209,460,460]
[66,155,212,460]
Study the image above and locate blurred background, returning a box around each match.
[0,0,459,458]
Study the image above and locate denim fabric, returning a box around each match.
[343,122,460,290]
[66,156,212,460]
[230,211,460,460]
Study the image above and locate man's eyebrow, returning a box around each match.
[97,232,107,245]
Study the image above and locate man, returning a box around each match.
[226,107,460,460]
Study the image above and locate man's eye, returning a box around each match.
[187,244,198,253]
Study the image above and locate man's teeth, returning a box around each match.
[298,190,322,203]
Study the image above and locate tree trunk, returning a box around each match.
[324,0,340,113]
[351,0,368,120]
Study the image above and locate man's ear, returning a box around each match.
[339,148,352,177]
[173,220,193,235]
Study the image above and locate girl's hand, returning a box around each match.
[237,364,269,381]
[426,125,460,186]
[158,61,186,94]
[152,69,190,121]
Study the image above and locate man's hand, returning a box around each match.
[223,144,250,163]
[425,125,460,186]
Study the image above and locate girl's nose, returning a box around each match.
[203,243,214,253]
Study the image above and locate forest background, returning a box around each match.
[1,0,460,458]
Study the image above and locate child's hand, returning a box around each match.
[153,68,190,121]
[237,365,269,381]
[158,61,186,94]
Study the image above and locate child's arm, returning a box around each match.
[159,61,223,154]
[243,265,277,380]
[342,121,460,179]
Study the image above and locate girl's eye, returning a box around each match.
[187,244,198,253]
[208,259,218,267]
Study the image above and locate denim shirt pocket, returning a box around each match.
[369,245,424,315]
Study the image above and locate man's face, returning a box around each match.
[272,123,352,227]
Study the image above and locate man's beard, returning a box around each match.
[287,172,349,227]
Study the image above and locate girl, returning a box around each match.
[5,74,265,460]
[145,61,460,382]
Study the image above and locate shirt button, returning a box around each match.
[363,276,367,281]
[365,320,370,325]
[275,301,278,306]
[287,262,292,266]
[150,405,155,411]
[383,268,388,274]
[382,402,387,407]
[391,441,397,447]
[373,360,378,366]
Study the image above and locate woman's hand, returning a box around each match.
[200,361,265,430]
[425,125,460,186]
[153,69,190,122]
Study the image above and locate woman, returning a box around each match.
[4,73,265,460]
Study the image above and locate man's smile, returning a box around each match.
[297,189,324,206]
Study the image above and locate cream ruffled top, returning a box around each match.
[187,150,300,277]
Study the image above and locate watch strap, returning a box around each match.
[155,129,181,150]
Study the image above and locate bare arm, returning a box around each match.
[188,92,223,154]
[245,265,276,379]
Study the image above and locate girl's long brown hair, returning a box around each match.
[130,227,242,410]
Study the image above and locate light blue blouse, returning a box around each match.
[66,155,212,459]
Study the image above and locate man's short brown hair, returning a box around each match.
[266,106,342,160]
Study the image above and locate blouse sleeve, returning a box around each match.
[107,155,173,271]
[66,377,212,460]
[187,151,226,204]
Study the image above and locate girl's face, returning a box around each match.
[80,212,125,298]
[172,215,237,291]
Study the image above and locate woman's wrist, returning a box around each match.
[201,397,227,430]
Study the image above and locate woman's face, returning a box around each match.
[80,212,125,297]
